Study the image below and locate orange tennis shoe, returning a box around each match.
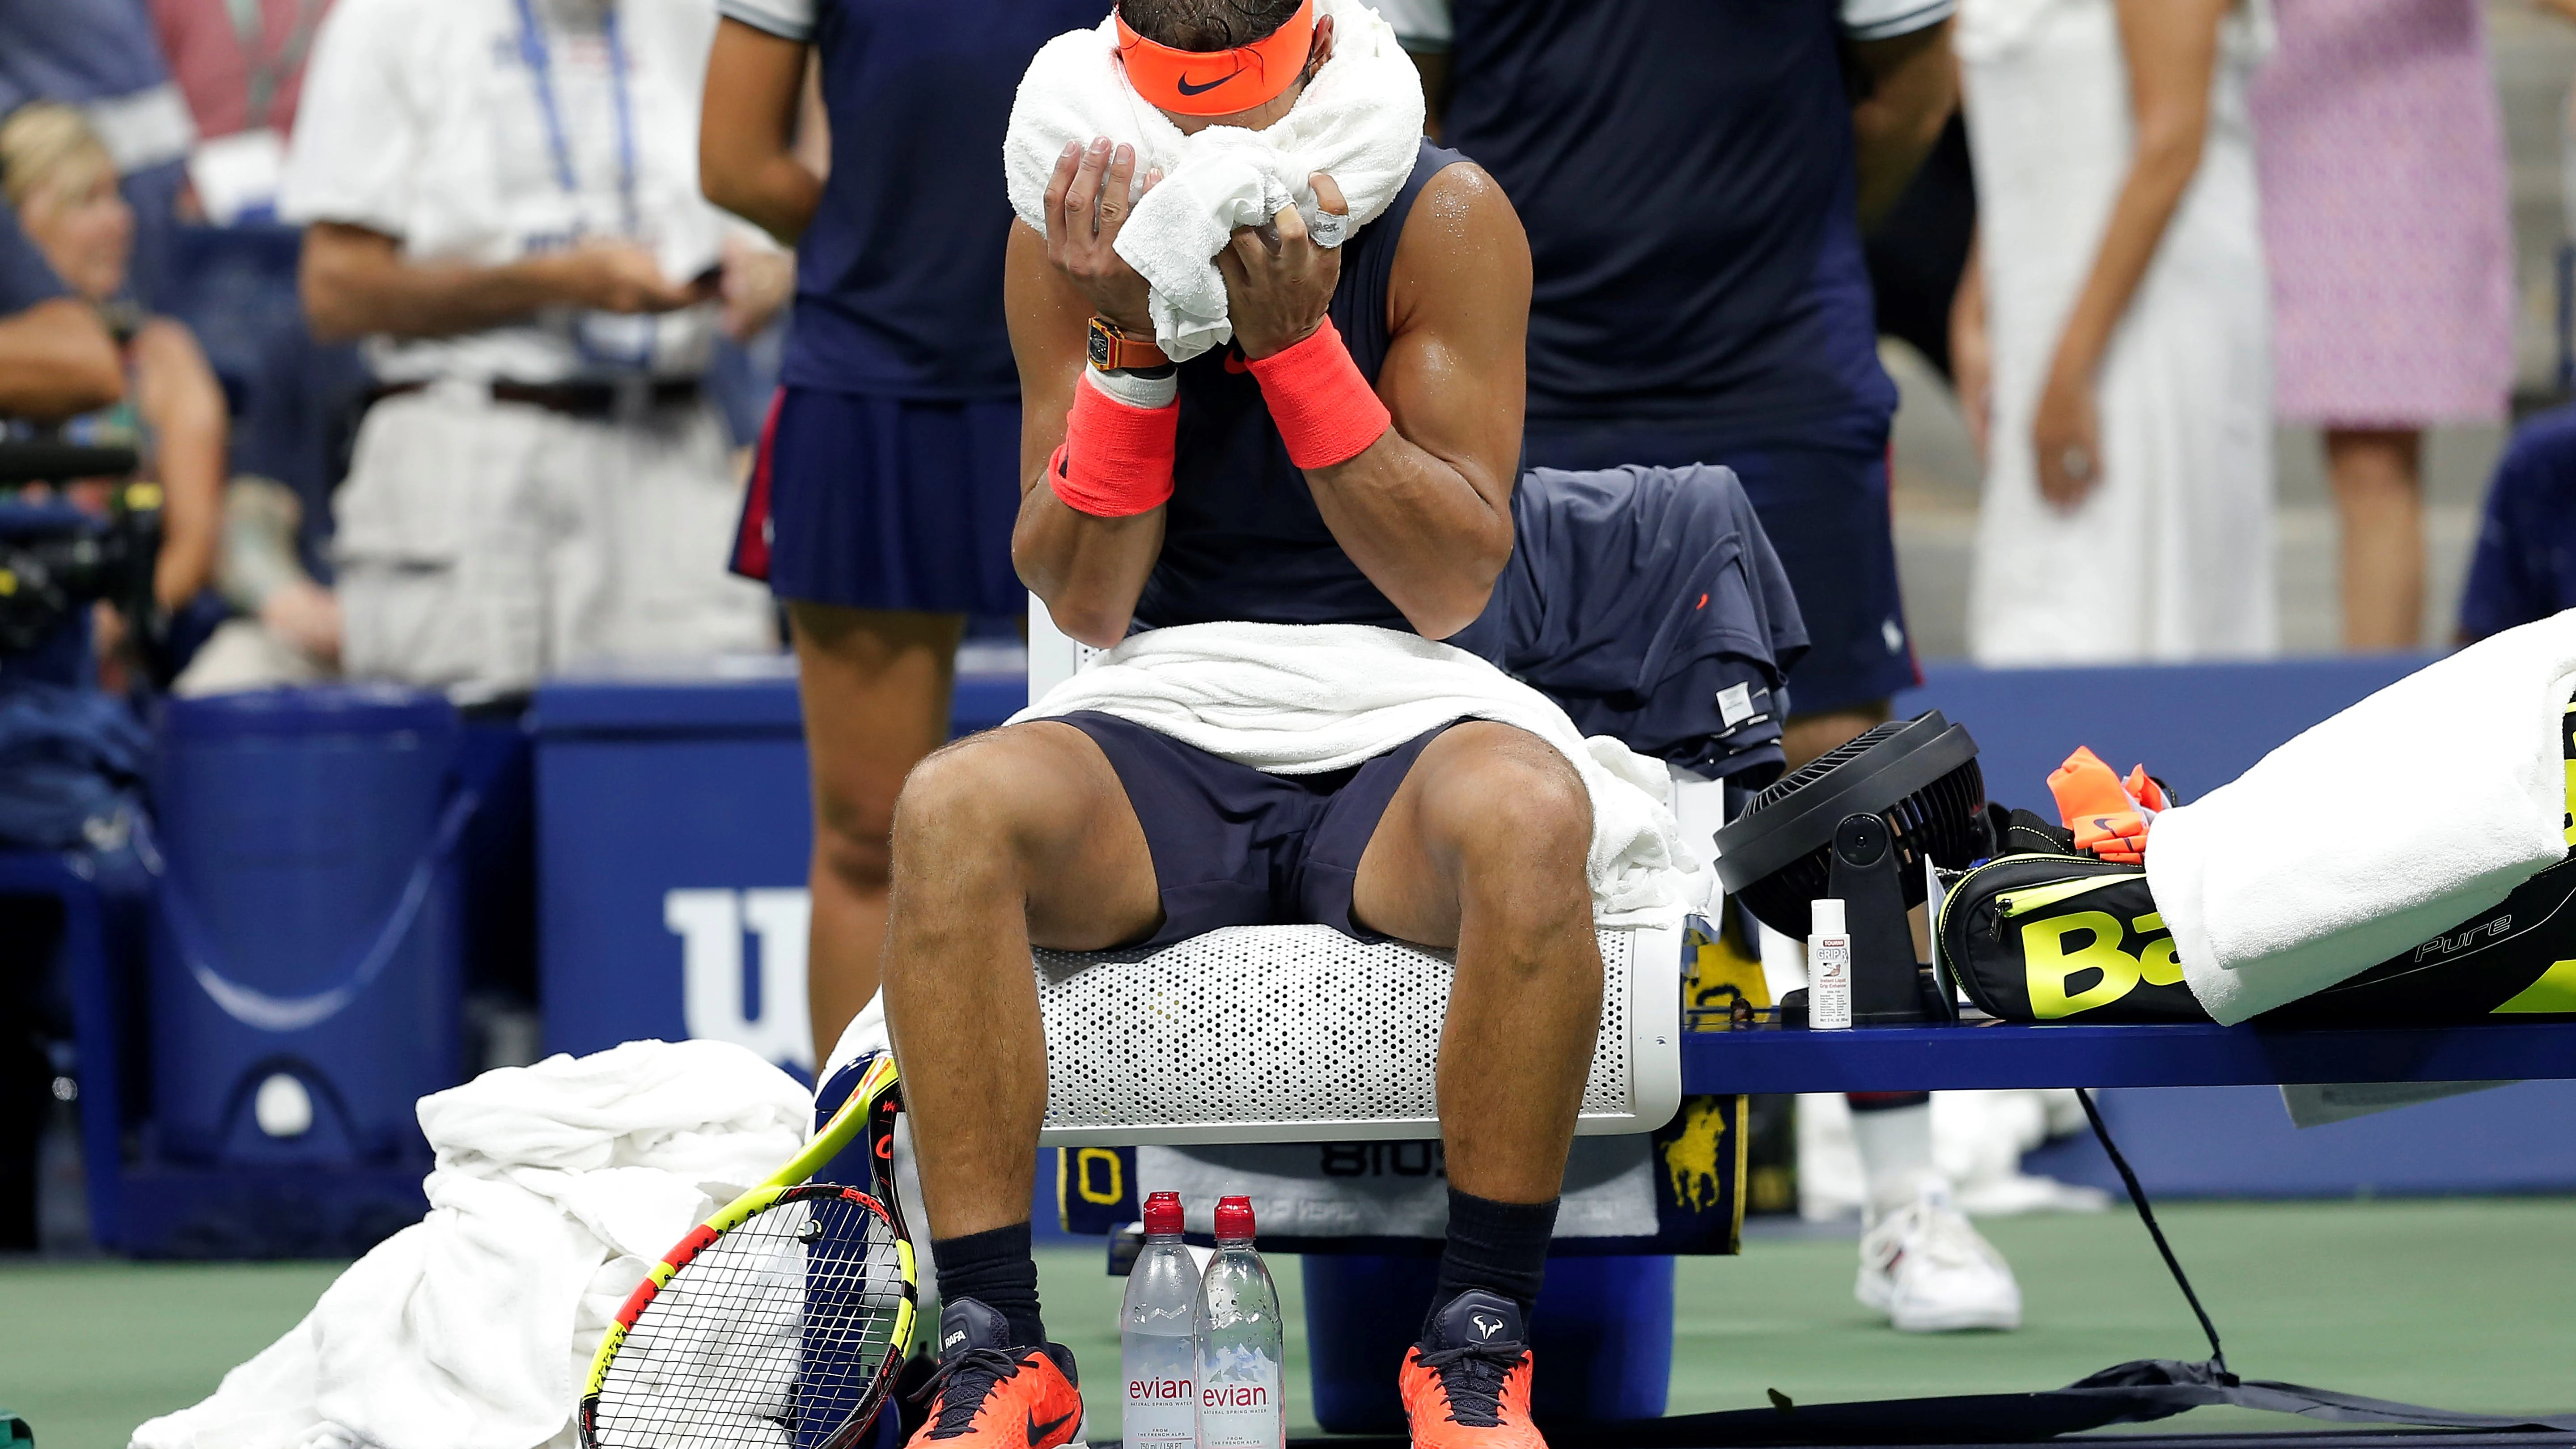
[1398,1290,1546,1449]
[908,1298,1086,1449]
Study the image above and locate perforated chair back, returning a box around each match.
[1022,597,1690,1146]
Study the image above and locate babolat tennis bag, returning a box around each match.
[1938,810,2576,1025]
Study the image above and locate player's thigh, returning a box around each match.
[790,602,965,852]
[891,719,1161,950]
[1349,720,1593,948]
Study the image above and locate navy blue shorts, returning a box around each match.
[1057,711,1460,950]
[1521,422,1919,717]
[729,386,1026,614]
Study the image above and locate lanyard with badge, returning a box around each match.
[188,0,325,223]
[513,0,657,370]
[225,0,324,131]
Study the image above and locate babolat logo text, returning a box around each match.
[2416,916,2512,962]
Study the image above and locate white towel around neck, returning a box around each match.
[1002,0,1426,362]
[1011,622,1698,927]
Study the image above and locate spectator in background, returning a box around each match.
[0,0,195,307]
[699,0,1101,1069]
[0,192,126,1253]
[0,197,123,423]
[2251,1,2513,653]
[1954,0,2275,665]
[271,0,778,700]
[1422,0,2026,1336]
[1,103,222,688]
[2457,406,2576,642]
[148,0,336,225]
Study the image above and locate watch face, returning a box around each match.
[1088,326,1113,368]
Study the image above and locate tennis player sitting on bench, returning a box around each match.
[877,5,1585,1449]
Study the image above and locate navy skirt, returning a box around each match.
[731,386,1026,614]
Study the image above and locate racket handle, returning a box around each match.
[768,1051,902,1190]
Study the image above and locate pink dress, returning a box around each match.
[2251,0,2514,426]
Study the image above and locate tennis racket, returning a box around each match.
[580,1051,916,1449]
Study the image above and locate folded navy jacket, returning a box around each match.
[0,678,148,849]
[1452,464,1809,785]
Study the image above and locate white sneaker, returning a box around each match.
[1854,1182,2023,1332]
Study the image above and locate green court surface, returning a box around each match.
[4,1200,2571,1449]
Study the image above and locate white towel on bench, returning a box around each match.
[2148,611,2576,1024]
[1012,621,1698,926]
[130,1040,811,1449]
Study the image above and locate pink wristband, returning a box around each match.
[1244,318,1392,470]
[1051,373,1178,518]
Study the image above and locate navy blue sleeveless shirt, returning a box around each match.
[1131,142,1465,632]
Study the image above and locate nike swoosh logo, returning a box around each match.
[1027,1409,1078,1445]
[1174,73,1232,96]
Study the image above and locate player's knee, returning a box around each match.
[889,735,1024,869]
[889,725,1077,872]
[1444,728,1593,877]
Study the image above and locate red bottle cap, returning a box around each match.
[1214,1195,1255,1242]
[1144,1191,1184,1235]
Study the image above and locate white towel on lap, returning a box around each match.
[131,1041,812,1449]
[1011,622,1698,926]
[1002,0,1425,361]
[2147,612,2576,1024]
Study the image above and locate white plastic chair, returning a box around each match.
[1025,601,1707,1147]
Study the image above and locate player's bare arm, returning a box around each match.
[1247,164,1529,639]
[1009,144,1529,644]
[1005,138,1169,646]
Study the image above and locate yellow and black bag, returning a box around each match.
[1936,818,2207,1023]
[1938,811,2576,1025]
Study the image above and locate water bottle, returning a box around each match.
[1193,1195,1286,1449]
[1121,1191,1201,1449]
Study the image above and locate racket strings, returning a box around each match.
[591,1191,909,1449]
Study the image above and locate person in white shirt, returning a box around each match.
[271,0,775,695]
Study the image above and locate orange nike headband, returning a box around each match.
[1114,0,1316,117]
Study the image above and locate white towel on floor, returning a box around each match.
[1002,0,1425,362]
[1011,621,1698,926]
[129,1040,812,1449]
[2147,611,2576,1024]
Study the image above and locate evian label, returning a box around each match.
[1123,1371,1195,1449]
[1196,1345,1284,1449]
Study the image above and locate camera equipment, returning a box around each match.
[0,438,159,659]
[1712,711,1989,1025]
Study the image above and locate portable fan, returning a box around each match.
[1711,710,1989,1025]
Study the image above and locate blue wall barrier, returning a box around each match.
[527,661,1062,1229]
[516,648,2567,1204]
[1900,652,2437,814]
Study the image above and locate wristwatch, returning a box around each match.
[1088,316,1172,375]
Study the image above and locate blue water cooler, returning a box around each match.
[1303,1253,1675,1431]
[145,686,467,1181]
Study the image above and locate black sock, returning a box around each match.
[932,1221,1046,1347]
[1432,1188,1558,1327]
